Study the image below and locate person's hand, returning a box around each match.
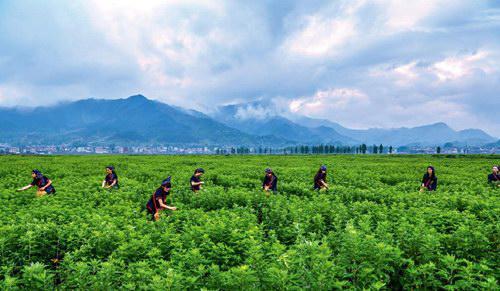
[170,207,177,211]
[16,188,22,192]
[154,213,160,221]
[200,181,205,184]
[40,187,45,191]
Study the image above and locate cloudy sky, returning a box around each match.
[0,0,498,136]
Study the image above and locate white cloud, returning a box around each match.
[235,104,275,120]
[382,0,440,32]
[431,50,494,82]
[283,16,357,57]
[289,88,369,114]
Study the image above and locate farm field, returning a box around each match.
[0,154,498,290]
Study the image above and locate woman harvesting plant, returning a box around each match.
[102,166,119,189]
[190,168,205,192]
[313,165,329,190]
[487,165,499,187]
[420,166,438,192]
[17,169,56,197]
[263,168,278,193]
[146,176,177,221]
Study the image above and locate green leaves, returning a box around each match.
[0,155,498,289]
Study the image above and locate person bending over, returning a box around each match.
[17,169,56,197]
[314,165,329,190]
[146,176,177,221]
[263,168,278,194]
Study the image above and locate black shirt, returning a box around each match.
[422,173,438,191]
[105,172,119,187]
[263,174,278,191]
[147,187,170,213]
[31,175,55,193]
[488,173,499,183]
[190,175,201,191]
[314,172,327,189]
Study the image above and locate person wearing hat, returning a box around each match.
[262,168,278,193]
[190,168,205,192]
[102,166,119,189]
[487,165,500,187]
[146,176,177,221]
[420,166,438,192]
[314,165,329,190]
[17,169,56,197]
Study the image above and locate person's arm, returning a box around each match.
[102,180,107,188]
[40,179,52,192]
[320,180,329,188]
[17,184,33,191]
[109,179,117,187]
[158,199,176,211]
[191,180,204,186]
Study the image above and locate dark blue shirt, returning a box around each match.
[147,187,169,213]
[314,172,327,189]
[263,174,278,192]
[422,173,437,191]
[190,175,201,191]
[488,173,499,183]
[31,175,55,193]
[105,173,119,187]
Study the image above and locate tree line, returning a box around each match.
[215,144,400,155]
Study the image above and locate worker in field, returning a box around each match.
[487,165,499,187]
[16,169,56,197]
[190,168,205,192]
[314,165,329,190]
[102,166,119,189]
[263,168,278,193]
[146,176,177,221]
[420,166,437,192]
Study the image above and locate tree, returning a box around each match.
[372,145,378,154]
[379,144,384,154]
[389,146,393,154]
[361,144,367,154]
[437,146,441,154]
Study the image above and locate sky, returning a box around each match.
[0,0,499,137]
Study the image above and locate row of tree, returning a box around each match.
[216,144,399,155]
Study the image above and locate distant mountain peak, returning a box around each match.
[126,94,149,101]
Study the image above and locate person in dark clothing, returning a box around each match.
[190,168,205,192]
[146,177,177,221]
[102,166,119,189]
[420,166,437,192]
[314,165,329,190]
[487,165,499,187]
[17,169,56,197]
[263,168,278,193]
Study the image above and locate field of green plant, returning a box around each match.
[0,155,498,290]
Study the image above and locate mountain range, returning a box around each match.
[0,95,496,147]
